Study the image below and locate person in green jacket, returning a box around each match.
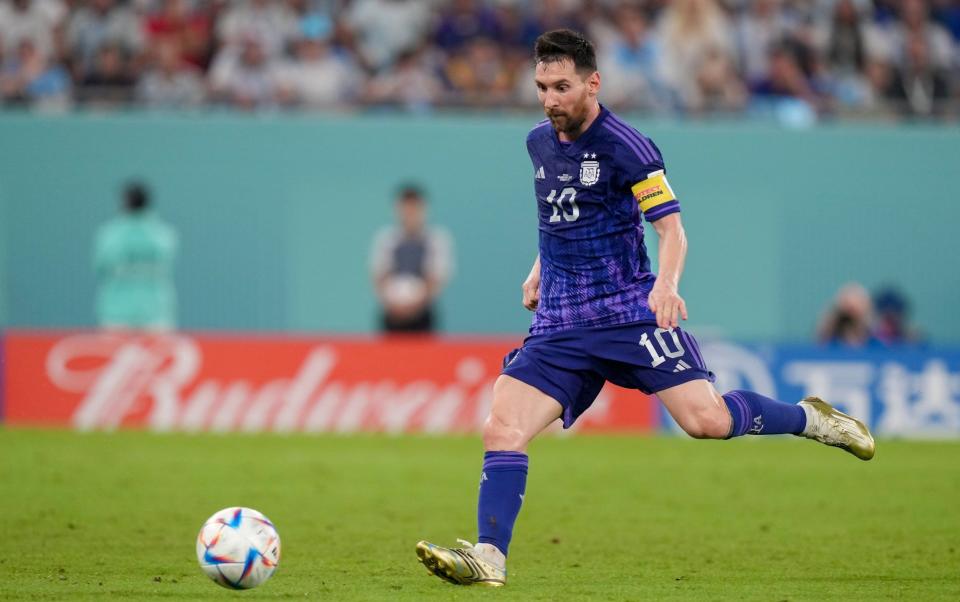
[93,182,178,330]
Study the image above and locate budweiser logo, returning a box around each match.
[45,334,502,433]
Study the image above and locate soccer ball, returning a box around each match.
[196,507,281,590]
[383,274,427,306]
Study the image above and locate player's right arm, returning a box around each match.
[522,254,541,311]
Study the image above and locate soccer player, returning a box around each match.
[415,29,875,587]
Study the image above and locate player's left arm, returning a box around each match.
[649,213,688,330]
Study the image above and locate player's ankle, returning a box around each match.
[798,401,817,436]
[474,543,506,569]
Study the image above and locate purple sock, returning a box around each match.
[477,451,528,556]
[722,390,806,438]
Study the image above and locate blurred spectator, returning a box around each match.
[597,4,668,112]
[344,0,430,71]
[216,0,297,59]
[817,282,877,347]
[888,0,955,71]
[658,0,740,113]
[751,41,822,107]
[434,0,502,52]
[369,184,454,334]
[0,0,65,61]
[817,0,883,109]
[0,37,71,109]
[65,0,144,78]
[0,0,955,119]
[873,286,922,346]
[209,37,283,110]
[94,182,179,331]
[279,34,359,109]
[136,38,205,109]
[736,0,792,85]
[288,0,335,42]
[362,47,443,112]
[144,0,214,70]
[443,36,512,106]
[524,0,586,44]
[886,30,952,117]
[697,44,750,113]
[491,2,541,52]
[77,43,135,107]
[932,0,960,42]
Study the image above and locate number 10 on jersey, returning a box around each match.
[546,187,580,223]
[639,328,686,367]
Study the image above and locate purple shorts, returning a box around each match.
[501,321,714,428]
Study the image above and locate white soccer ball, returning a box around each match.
[383,274,427,306]
[196,507,281,590]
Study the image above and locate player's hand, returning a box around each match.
[648,282,687,330]
[522,274,540,311]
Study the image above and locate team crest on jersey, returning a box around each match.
[580,159,600,186]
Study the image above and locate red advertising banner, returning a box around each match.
[2,331,656,433]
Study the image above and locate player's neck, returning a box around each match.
[558,101,601,143]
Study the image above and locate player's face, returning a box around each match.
[535,59,599,136]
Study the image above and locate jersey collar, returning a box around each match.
[552,103,609,157]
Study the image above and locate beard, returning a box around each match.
[546,111,586,135]
[545,95,589,136]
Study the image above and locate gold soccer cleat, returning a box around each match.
[798,397,876,461]
[416,539,506,587]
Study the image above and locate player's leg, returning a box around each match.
[656,379,875,460]
[656,379,806,439]
[417,331,606,586]
[416,376,563,587]
[476,375,562,554]
[598,322,874,459]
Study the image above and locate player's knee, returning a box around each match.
[679,408,730,440]
[482,413,527,452]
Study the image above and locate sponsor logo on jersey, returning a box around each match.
[535,166,545,180]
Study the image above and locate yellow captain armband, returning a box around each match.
[631,170,676,213]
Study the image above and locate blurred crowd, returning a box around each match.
[817,283,922,347]
[1,0,959,120]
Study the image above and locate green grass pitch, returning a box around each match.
[1,430,958,600]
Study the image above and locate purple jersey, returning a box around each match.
[527,106,681,335]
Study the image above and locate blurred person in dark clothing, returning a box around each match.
[873,286,923,345]
[886,33,951,117]
[817,282,878,347]
[434,0,503,52]
[369,184,454,333]
[77,43,135,106]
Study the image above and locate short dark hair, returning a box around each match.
[123,182,150,213]
[534,29,597,74]
[396,183,425,203]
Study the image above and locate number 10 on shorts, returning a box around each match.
[638,328,686,367]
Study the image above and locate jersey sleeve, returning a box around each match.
[614,133,680,222]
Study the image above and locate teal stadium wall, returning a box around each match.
[0,113,957,342]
